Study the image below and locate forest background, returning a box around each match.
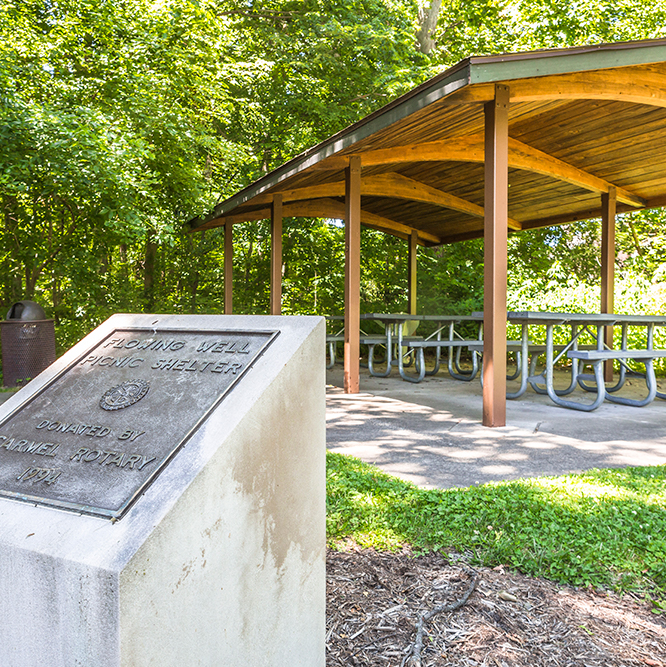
[3,0,666,357]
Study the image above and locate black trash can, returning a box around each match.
[1,300,56,387]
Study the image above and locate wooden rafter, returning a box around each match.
[361,173,521,231]
[222,134,644,212]
[282,199,445,244]
[507,138,645,208]
[241,182,347,208]
[342,135,645,208]
[455,67,666,109]
[197,172,520,231]
[194,198,442,245]
[339,136,483,169]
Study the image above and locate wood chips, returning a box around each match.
[327,546,666,666]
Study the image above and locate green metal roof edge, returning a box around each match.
[192,38,666,228]
[469,40,666,83]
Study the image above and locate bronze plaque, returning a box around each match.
[0,328,278,519]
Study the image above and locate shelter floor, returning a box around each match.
[326,366,666,489]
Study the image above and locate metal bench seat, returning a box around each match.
[470,340,601,400]
[568,349,666,361]
[361,335,422,377]
[562,348,666,408]
[398,338,483,384]
[326,335,345,369]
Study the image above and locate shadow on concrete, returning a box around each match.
[326,367,666,489]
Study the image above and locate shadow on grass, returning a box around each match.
[327,452,666,595]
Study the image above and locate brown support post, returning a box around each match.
[344,156,362,394]
[270,194,283,315]
[483,84,510,427]
[408,230,418,315]
[601,187,617,382]
[224,222,233,314]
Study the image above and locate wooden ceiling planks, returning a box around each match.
[334,98,484,153]
[192,41,666,241]
[533,110,666,161]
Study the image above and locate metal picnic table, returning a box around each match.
[360,313,483,383]
[496,312,666,410]
[328,311,666,410]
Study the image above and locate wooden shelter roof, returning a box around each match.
[191,39,666,247]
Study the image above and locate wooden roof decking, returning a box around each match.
[191,39,666,246]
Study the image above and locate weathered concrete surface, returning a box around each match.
[0,314,325,667]
[326,367,666,489]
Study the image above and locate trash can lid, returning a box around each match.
[6,301,47,321]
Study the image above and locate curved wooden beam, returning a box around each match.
[251,182,346,207]
[361,173,522,231]
[230,172,521,229]
[284,199,443,245]
[254,134,644,209]
[344,135,645,208]
[192,198,442,245]
[349,136,483,168]
[455,67,666,109]
[199,131,645,223]
[508,138,646,208]
[193,129,647,235]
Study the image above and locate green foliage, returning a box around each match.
[418,240,485,315]
[1,0,666,361]
[218,0,429,180]
[0,0,434,353]
[327,452,666,595]
[0,0,237,350]
[510,0,666,49]
[421,0,666,65]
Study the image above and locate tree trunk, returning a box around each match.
[189,235,199,313]
[416,0,443,55]
[24,266,36,300]
[143,232,158,312]
[51,273,61,325]
[2,196,24,304]
[190,273,199,313]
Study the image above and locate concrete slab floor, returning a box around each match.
[326,366,666,489]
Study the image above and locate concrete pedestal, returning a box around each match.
[0,314,325,667]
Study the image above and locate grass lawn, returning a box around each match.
[326,452,666,602]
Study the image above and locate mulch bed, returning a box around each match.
[326,545,666,666]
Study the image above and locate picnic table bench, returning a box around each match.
[328,311,666,411]
[509,312,666,410]
[326,334,345,369]
[362,314,483,383]
[565,348,666,409]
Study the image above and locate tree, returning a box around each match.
[0,0,238,347]
[2,0,666,361]
[216,0,430,179]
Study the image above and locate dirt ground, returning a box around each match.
[326,546,666,667]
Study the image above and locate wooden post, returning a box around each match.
[408,230,418,315]
[601,187,617,382]
[270,194,283,315]
[344,156,362,393]
[224,222,233,314]
[483,84,509,427]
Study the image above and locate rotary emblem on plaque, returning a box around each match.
[100,379,150,411]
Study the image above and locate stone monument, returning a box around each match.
[0,313,325,667]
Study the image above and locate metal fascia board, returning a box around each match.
[470,42,666,83]
[207,65,471,220]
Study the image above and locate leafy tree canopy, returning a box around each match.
[1,0,666,358]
